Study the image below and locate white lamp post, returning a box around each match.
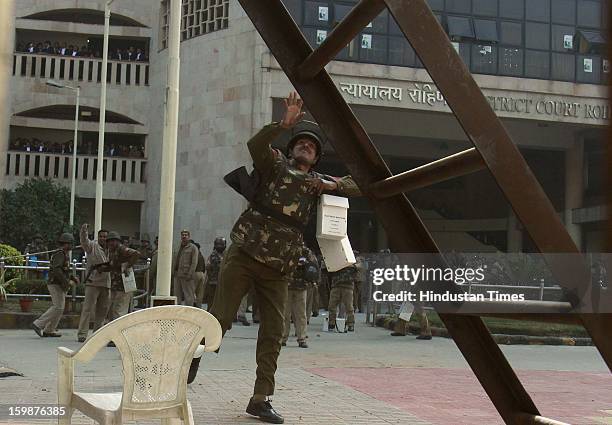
[46,79,80,227]
[94,0,115,233]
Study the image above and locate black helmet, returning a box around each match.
[57,233,74,244]
[286,130,323,165]
[107,231,122,241]
[214,237,226,251]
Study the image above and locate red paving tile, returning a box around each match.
[307,367,612,425]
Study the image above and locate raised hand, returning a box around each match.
[280,91,305,128]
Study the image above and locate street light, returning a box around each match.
[94,0,115,233]
[46,79,80,228]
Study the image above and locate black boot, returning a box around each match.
[246,399,284,424]
[187,357,201,384]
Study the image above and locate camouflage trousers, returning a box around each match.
[210,243,288,397]
[106,290,132,322]
[328,286,355,326]
[394,304,431,337]
[282,289,307,343]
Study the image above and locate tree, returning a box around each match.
[0,178,84,251]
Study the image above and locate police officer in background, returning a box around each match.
[328,262,359,332]
[189,92,361,423]
[203,237,226,309]
[282,245,318,348]
[173,230,199,306]
[105,231,141,324]
[32,233,79,337]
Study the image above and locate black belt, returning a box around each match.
[250,203,307,233]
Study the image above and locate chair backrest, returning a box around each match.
[95,306,221,410]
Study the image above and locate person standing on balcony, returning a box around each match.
[77,224,111,343]
[32,233,79,338]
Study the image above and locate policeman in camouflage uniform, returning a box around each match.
[189,93,361,423]
[203,237,226,309]
[328,263,359,332]
[105,231,141,329]
[282,245,318,348]
[32,233,79,337]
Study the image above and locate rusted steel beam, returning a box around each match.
[237,1,541,422]
[369,148,485,198]
[384,0,612,372]
[296,0,386,81]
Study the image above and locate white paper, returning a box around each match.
[584,58,593,73]
[318,6,328,21]
[563,34,573,49]
[604,59,610,73]
[316,30,327,45]
[361,34,372,49]
[451,41,460,53]
[398,302,415,322]
[121,267,137,293]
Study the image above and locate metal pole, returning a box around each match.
[155,0,181,299]
[69,87,80,227]
[95,0,114,233]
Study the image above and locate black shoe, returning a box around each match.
[298,340,308,348]
[253,319,260,324]
[43,331,61,337]
[347,325,354,332]
[107,341,116,347]
[246,399,284,424]
[416,335,432,340]
[328,324,335,331]
[31,323,43,338]
[281,341,286,346]
[312,312,319,317]
[390,332,406,337]
[187,357,201,384]
[239,318,251,326]
[77,336,86,343]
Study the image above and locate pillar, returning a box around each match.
[564,136,584,249]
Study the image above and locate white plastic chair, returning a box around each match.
[57,305,222,425]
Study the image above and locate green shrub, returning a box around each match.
[0,244,25,281]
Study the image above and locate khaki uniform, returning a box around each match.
[282,248,317,344]
[34,250,74,333]
[173,242,199,306]
[203,249,223,309]
[328,265,358,328]
[394,304,431,337]
[106,245,140,322]
[77,226,111,340]
[210,123,360,397]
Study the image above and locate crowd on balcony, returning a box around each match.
[9,137,145,158]
[16,41,148,62]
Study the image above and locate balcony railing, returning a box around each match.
[12,53,150,86]
[5,151,147,184]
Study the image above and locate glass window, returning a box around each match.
[363,9,388,34]
[500,21,523,45]
[551,0,576,25]
[457,42,472,68]
[304,1,331,26]
[525,49,550,78]
[551,52,576,80]
[333,3,352,22]
[499,47,524,76]
[358,33,388,63]
[446,0,471,14]
[551,25,576,51]
[471,44,497,73]
[447,16,475,39]
[426,0,444,11]
[526,22,550,49]
[389,37,416,66]
[473,0,498,17]
[577,0,600,28]
[500,0,524,19]
[526,0,550,22]
[576,54,601,83]
[474,19,499,42]
[281,0,302,24]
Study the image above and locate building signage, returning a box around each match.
[338,81,610,124]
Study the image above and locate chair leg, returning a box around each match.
[160,418,182,425]
[184,400,195,425]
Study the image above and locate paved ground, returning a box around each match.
[0,313,610,424]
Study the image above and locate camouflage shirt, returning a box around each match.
[230,123,361,275]
[288,247,319,290]
[109,244,141,292]
[330,264,359,289]
[206,250,224,285]
[48,250,72,291]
